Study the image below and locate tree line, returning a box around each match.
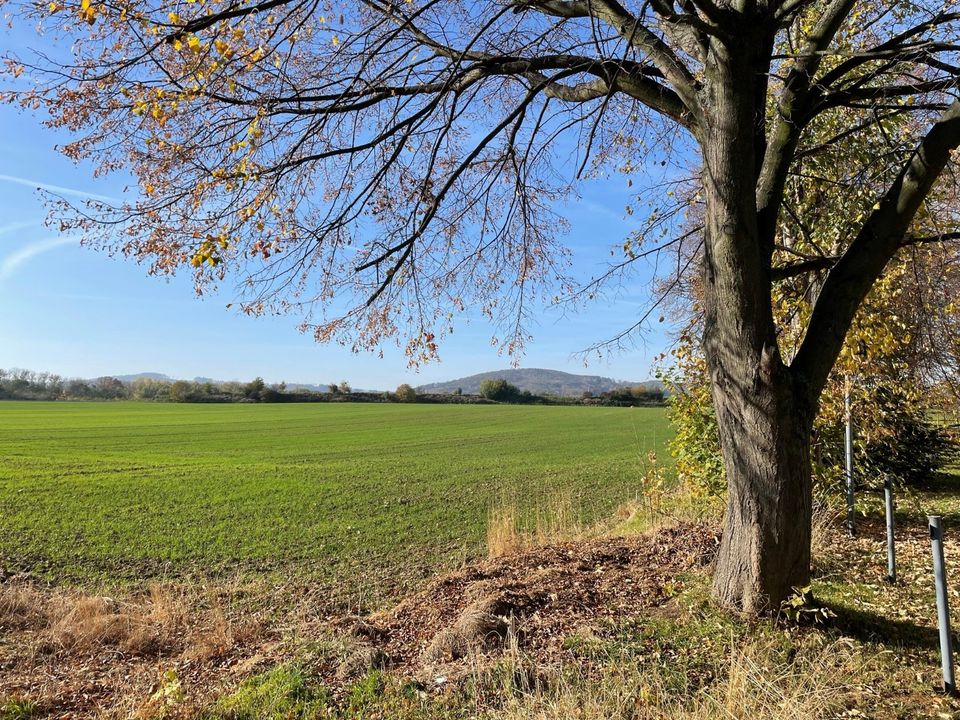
[0,369,334,403]
[0,369,664,406]
[479,378,664,406]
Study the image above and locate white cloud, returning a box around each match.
[0,174,119,203]
[0,236,79,281]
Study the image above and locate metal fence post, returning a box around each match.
[929,515,956,694]
[845,385,856,537]
[884,475,896,583]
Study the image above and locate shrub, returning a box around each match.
[663,341,959,497]
[479,378,520,402]
[243,377,265,400]
[168,380,193,403]
[395,384,417,403]
[816,386,959,488]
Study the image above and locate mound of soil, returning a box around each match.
[0,524,718,715]
[342,523,718,676]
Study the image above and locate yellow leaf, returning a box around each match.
[79,0,96,24]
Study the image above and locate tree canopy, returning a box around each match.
[6,0,950,364]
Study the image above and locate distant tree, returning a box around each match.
[220,381,245,399]
[339,380,352,394]
[395,384,417,403]
[479,379,519,402]
[65,379,91,398]
[243,377,265,400]
[454,387,463,396]
[94,376,128,399]
[258,386,280,402]
[131,377,169,400]
[328,382,340,395]
[169,380,192,402]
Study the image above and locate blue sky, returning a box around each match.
[0,28,674,390]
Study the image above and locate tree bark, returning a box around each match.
[710,368,815,613]
[700,31,815,613]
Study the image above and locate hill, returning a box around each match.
[110,372,173,383]
[416,368,661,397]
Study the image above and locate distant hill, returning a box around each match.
[284,382,330,393]
[417,368,662,397]
[111,372,173,383]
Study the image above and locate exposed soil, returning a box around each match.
[0,524,719,717]
[359,523,718,673]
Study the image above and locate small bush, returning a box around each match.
[395,384,417,403]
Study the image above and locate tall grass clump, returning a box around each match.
[484,636,863,720]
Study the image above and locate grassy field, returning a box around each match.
[0,401,670,594]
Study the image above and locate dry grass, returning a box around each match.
[682,637,862,720]
[0,579,268,661]
[0,582,44,631]
[486,470,722,560]
[0,577,277,718]
[488,635,862,720]
[810,495,841,568]
[487,491,585,558]
[38,583,189,656]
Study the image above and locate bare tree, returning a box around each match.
[3,0,959,612]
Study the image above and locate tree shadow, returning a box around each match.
[828,602,942,652]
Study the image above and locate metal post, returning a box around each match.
[884,475,896,583]
[929,515,955,694]
[845,384,856,537]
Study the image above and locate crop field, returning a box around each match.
[0,402,670,598]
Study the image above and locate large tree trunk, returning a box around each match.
[700,33,816,613]
[710,367,815,613]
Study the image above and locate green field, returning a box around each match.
[0,402,670,596]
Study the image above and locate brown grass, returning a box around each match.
[0,579,270,662]
[0,582,45,631]
[683,637,862,719]
[35,583,189,657]
[487,491,585,558]
[487,475,723,560]
[810,494,841,568]
[488,635,862,720]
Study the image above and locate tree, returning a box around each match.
[395,383,418,402]
[169,380,193,402]
[131,377,171,400]
[5,0,960,613]
[479,378,520,402]
[244,376,266,400]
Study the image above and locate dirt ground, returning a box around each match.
[0,524,719,717]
